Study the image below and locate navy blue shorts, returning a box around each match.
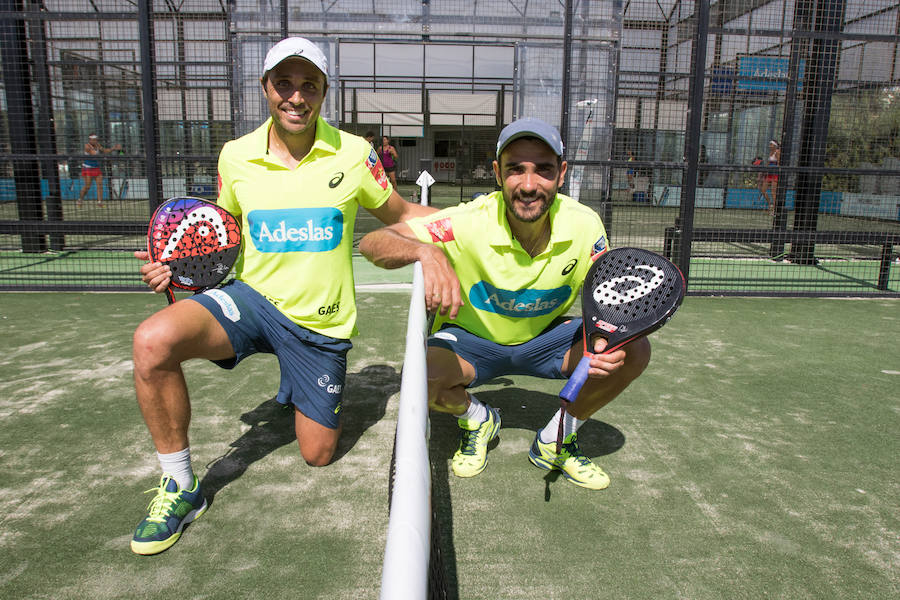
[427,317,583,387]
[189,280,351,429]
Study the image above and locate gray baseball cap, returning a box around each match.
[496,118,564,158]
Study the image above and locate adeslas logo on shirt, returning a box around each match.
[247,208,343,252]
[469,281,570,317]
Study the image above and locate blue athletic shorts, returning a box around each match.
[427,317,583,387]
[189,280,352,429]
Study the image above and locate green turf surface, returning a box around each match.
[1,249,897,295]
[3,191,898,295]
[686,257,900,293]
[1,292,898,599]
[0,253,416,292]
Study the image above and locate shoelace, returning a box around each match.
[560,440,591,467]
[458,428,480,456]
[143,483,179,522]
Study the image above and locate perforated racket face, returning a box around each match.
[147,197,241,292]
[583,247,685,351]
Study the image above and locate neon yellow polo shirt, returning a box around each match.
[406,191,607,345]
[217,116,393,339]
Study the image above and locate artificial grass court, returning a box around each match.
[1,290,898,599]
[4,184,898,296]
[3,252,897,295]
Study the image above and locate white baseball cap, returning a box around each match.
[263,37,328,78]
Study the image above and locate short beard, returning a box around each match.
[503,188,555,224]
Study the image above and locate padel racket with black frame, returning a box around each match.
[147,196,242,304]
[555,247,685,451]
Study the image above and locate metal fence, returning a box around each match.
[1,0,898,296]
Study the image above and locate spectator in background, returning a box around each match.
[626,149,636,190]
[77,133,121,207]
[379,135,399,189]
[759,141,780,216]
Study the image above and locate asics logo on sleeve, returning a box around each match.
[469,281,570,317]
[248,208,343,252]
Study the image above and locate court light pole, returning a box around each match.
[567,98,599,203]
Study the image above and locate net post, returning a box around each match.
[417,170,434,207]
[380,261,432,600]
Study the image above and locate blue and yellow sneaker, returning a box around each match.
[451,404,501,478]
[528,432,610,490]
[131,474,207,555]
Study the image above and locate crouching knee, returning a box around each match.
[132,318,177,379]
[300,446,335,467]
[294,415,340,467]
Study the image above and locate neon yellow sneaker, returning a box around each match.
[451,405,501,478]
[528,432,610,490]
[131,474,207,555]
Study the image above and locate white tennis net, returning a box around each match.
[379,262,441,599]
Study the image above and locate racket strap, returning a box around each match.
[557,343,590,454]
[555,400,567,456]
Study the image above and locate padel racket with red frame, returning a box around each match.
[556,247,685,449]
[147,197,242,304]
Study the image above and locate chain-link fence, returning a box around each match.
[1,0,898,295]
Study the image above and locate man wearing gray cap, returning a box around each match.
[130,37,435,555]
[360,117,651,490]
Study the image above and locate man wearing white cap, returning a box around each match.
[360,118,651,490]
[129,37,436,555]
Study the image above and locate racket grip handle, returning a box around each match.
[559,354,591,403]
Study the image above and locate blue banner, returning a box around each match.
[736,56,804,92]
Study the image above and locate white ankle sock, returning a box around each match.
[539,409,585,444]
[455,393,487,423]
[157,448,194,490]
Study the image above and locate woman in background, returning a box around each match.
[379,136,399,189]
[78,133,121,207]
[759,140,780,216]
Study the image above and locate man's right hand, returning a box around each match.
[134,250,171,293]
[419,244,463,319]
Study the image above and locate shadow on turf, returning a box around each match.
[427,386,627,470]
[462,384,626,457]
[427,384,626,598]
[200,364,400,505]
